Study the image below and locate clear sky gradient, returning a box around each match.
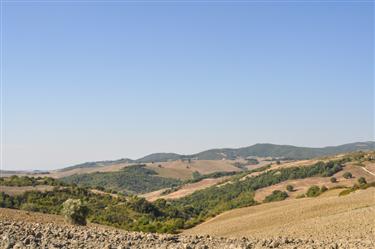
[2,1,374,170]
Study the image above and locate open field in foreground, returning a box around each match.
[184,187,375,244]
[1,207,373,248]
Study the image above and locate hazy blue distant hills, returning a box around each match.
[59,141,374,171]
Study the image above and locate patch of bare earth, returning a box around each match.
[141,177,228,201]
[0,185,55,196]
[145,160,241,180]
[184,187,375,246]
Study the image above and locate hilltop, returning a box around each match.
[53,141,375,172]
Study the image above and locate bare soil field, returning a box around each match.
[184,187,375,244]
[145,160,241,180]
[0,185,55,196]
[141,177,228,201]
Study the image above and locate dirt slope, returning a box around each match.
[141,177,229,201]
[184,187,375,245]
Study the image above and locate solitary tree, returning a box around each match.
[286,185,294,192]
[306,185,321,197]
[330,177,337,183]
[62,199,89,225]
[358,177,367,185]
[343,172,353,179]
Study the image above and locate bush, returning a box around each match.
[330,177,337,183]
[343,172,352,179]
[264,190,288,203]
[62,199,89,225]
[306,185,321,197]
[286,185,294,192]
[358,177,367,185]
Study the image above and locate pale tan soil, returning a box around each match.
[43,162,132,178]
[253,164,375,202]
[145,160,241,180]
[184,188,375,242]
[0,208,66,225]
[141,177,228,201]
[31,160,243,180]
[0,185,55,196]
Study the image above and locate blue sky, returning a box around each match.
[2,1,374,170]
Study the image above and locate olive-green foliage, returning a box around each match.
[339,181,375,196]
[343,172,352,179]
[62,199,89,225]
[286,185,294,192]
[358,177,367,185]
[62,165,181,194]
[306,185,321,197]
[330,177,337,183]
[264,190,288,202]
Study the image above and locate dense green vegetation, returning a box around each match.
[62,165,181,194]
[264,190,288,202]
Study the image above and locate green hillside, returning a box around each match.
[61,165,181,194]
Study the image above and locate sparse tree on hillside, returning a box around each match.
[343,172,353,179]
[358,177,367,185]
[306,185,321,197]
[330,177,337,183]
[62,199,89,225]
[286,185,294,192]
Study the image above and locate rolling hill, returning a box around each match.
[57,141,374,172]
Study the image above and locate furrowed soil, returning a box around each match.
[184,187,375,248]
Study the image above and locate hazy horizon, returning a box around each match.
[2,2,374,170]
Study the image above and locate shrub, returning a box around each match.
[330,177,337,183]
[286,185,294,192]
[264,190,288,203]
[358,177,367,185]
[306,185,321,197]
[343,172,352,179]
[62,199,89,225]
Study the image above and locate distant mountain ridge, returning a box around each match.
[60,141,375,171]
